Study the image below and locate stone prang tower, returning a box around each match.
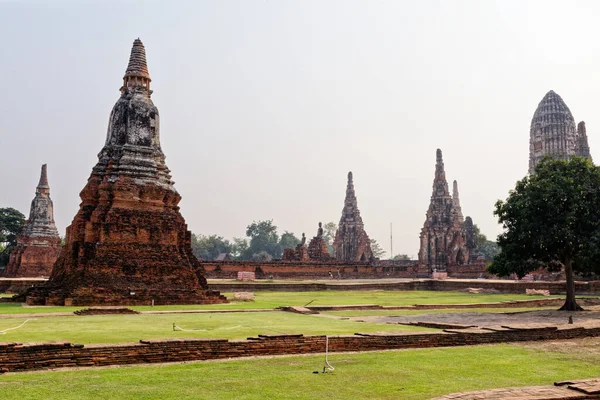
[333,172,373,263]
[529,90,592,174]
[24,39,227,306]
[2,165,61,278]
[418,149,468,272]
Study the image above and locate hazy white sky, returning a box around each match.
[2,0,599,258]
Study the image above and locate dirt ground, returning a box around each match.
[512,336,600,365]
[355,306,600,328]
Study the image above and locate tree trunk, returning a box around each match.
[559,256,583,311]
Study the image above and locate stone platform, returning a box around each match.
[433,378,600,399]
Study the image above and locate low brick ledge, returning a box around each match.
[1,325,600,374]
[302,298,600,312]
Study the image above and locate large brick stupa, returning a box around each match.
[25,39,227,306]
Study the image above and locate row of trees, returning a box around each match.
[191,220,302,261]
[191,220,390,261]
[191,220,500,262]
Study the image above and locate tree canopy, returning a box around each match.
[471,224,500,261]
[0,207,26,267]
[191,234,233,260]
[370,239,386,259]
[321,222,337,254]
[489,157,600,311]
[279,231,300,253]
[244,220,282,260]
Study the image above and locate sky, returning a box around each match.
[2,0,600,258]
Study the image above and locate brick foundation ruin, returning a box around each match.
[2,324,599,374]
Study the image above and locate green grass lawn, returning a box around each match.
[0,290,562,315]
[1,344,598,399]
[0,312,436,344]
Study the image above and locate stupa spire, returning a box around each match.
[96,37,173,189]
[37,164,49,194]
[345,171,356,202]
[431,149,450,199]
[122,38,151,92]
[452,180,464,222]
[435,149,446,183]
[576,121,592,161]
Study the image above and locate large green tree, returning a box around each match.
[244,220,282,259]
[489,157,600,311]
[279,231,300,252]
[0,207,26,267]
[231,237,249,260]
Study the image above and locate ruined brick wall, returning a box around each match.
[208,279,600,295]
[201,260,490,280]
[201,261,418,280]
[446,263,491,279]
[2,326,600,373]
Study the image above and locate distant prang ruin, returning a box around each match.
[1,165,61,278]
[416,149,485,278]
[529,90,592,174]
[3,42,589,299]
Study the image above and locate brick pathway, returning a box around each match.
[432,378,600,399]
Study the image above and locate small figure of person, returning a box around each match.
[328,271,333,279]
[336,268,341,280]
